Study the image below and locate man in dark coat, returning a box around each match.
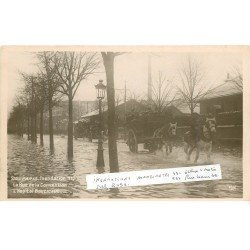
[190,112,202,143]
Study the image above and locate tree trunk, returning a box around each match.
[21,120,24,137]
[190,101,194,114]
[34,112,37,143]
[31,82,35,143]
[31,113,35,142]
[40,107,44,146]
[48,95,54,153]
[102,52,119,173]
[27,115,30,140]
[67,93,74,159]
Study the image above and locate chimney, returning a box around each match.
[224,73,231,83]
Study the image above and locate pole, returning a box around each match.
[148,55,152,101]
[124,82,127,122]
[96,98,105,172]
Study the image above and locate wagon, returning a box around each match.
[74,119,99,141]
[125,112,172,153]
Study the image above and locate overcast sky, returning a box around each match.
[5,49,242,113]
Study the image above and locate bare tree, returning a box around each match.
[14,86,30,139]
[34,74,48,146]
[231,66,243,91]
[149,71,175,113]
[115,92,123,107]
[52,51,100,159]
[20,73,39,143]
[37,51,62,152]
[8,98,26,137]
[177,56,211,114]
[101,52,124,173]
[128,91,141,102]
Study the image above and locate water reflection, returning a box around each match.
[8,134,243,199]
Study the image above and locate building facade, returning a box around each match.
[198,77,243,141]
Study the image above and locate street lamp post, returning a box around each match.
[95,80,106,172]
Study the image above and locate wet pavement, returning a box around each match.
[8,134,243,199]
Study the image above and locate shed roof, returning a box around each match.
[170,99,199,114]
[199,79,242,101]
[80,99,144,119]
[80,106,108,118]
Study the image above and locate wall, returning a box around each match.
[200,94,242,114]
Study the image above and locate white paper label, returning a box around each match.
[86,164,222,190]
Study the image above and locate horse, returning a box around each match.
[184,117,216,163]
[154,122,178,154]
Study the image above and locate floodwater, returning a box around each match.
[8,134,243,199]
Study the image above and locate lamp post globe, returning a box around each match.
[95,80,106,99]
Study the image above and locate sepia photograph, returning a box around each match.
[1,1,250,250]
[1,46,245,199]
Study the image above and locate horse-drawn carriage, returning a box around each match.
[125,111,177,153]
[125,107,242,163]
[74,119,99,141]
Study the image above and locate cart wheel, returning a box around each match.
[128,129,138,153]
[147,141,157,153]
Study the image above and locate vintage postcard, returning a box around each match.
[0,46,249,200]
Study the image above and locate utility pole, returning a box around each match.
[148,54,152,101]
[124,81,127,122]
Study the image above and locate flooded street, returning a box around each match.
[8,134,243,199]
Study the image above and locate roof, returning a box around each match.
[81,106,108,118]
[80,99,144,119]
[165,105,184,115]
[171,99,199,114]
[74,117,90,124]
[199,79,242,101]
